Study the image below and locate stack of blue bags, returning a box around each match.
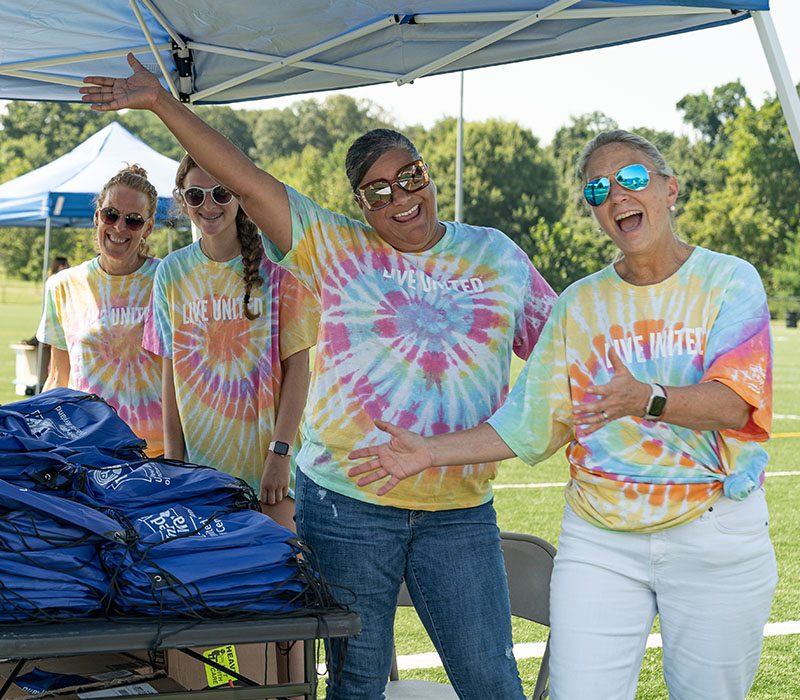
[0,481,117,621]
[0,388,328,622]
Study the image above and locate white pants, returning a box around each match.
[549,489,777,700]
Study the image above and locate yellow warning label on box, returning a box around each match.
[203,645,239,687]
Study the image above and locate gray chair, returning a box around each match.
[385,531,556,700]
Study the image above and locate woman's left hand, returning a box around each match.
[260,453,290,505]
[573,347,650,436]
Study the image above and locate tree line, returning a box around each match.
[1,80,798,296]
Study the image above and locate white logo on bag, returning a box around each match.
[24,408,83,439]
[138,507,226,540]
[90,462,171,489]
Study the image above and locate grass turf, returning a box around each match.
[1,276,797,698]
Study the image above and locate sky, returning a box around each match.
[234,0,800,145]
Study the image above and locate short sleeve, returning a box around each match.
[36,274,67,350]
[264,185,362,298]
[489,297,573,465]
[513,262,556,361]
[142,263,173,359]
[701,261,772,441]
[277,268,320,360]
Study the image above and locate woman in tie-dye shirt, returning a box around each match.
[143,154,318,694]
[350,130,777,700]
[82,57,555,700]
[38,165,163,457]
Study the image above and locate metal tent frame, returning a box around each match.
[1,2,798,192]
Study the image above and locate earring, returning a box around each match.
[669,205,676,211]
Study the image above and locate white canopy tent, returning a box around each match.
[0,1,798,219]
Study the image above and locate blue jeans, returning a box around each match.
[295,469,526,700]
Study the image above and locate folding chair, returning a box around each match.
[385,531,556,700]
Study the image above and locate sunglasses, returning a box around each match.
[356,160,430,211]
[583,164,653,207]
[180,184,234,208]
[99,207,147,232]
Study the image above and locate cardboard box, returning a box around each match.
[165,643,271,690]
[0,653,177,700]
[77,677,186,698]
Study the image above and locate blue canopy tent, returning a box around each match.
[0,2,797,159]
[0,119,179,295]
[0,121,179,390]
[0,121,179,228]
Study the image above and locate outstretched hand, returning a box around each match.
[347,420,433,495]
[80,53,164,112]
[573,346,650,436]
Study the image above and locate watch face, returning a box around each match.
[649,395,667,418]
[272,441,290,456]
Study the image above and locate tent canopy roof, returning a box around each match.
[0,122,179,227]
[0,1,768,106]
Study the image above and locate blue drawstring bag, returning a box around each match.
[0,508,93,551]
[0,479,126,621]
[69,459,259,515]
[0,479,128,543]
[14,669,92,694]
[0,389,145,457]
[104,505,311,616]
[0,546,109,621]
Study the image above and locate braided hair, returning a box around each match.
[174,154,264,320]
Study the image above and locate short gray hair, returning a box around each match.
[575,129,675,183]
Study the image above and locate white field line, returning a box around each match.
[493,471,800,490]
[774,414,800,420]
[396,621,800,670]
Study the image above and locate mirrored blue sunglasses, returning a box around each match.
[583,163,651,207]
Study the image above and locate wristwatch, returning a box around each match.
[269,440,292,457]
[644,383,667,421]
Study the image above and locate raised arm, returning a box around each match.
[81,54,292,254]
[347,420,515,496]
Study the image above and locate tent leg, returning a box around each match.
[752,10,800,166]
[36,216,52,393]
[455,71,464,222]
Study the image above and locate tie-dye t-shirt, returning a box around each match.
[142,240,319,489]
[37,257,163,457]
[489,247,771,533]
[264,186,556,511]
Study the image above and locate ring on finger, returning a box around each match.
[601,410,609,423]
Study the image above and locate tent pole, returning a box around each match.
[36,216,52,393]
[752,10,800,165]
[455,72,464,222]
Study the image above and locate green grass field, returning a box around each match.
[1,276,797,698]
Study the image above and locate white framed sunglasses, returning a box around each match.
[179,184,234,208]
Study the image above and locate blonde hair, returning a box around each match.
[97,164,158,258]
[174,153,264,320]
